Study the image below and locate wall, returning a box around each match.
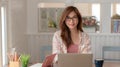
[28,33,120,63]
[75,3,92,16]
[27,33,53,63]
[8,0,28,54]
[0,0,28,65]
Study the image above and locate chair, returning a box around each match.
[40,45,52,62]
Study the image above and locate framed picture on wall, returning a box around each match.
[38,8,64,32]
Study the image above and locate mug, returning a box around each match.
[9,61,20,67]
[95,59,104,67]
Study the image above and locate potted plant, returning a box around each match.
[20,54,30,67]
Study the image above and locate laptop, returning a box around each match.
[57,53,93,67]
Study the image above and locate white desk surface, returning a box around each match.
[29,62,120,67]
[29,63,42,67]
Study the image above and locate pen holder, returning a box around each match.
[9,61,20,67]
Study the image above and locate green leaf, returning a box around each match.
[20,54,30,65]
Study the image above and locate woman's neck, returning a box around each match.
[70,29,79,35]
[70,29,81,45]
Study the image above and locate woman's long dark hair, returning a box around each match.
[59,6,83,48]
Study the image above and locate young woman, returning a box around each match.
[41,6,92,67]
[52,6,91,54]
[52,6,92,64]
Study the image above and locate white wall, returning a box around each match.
[28,33,120,63]
[8,0,28,54]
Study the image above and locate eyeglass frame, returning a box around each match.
[65,16,78,22]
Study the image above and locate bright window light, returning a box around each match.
[111,4,113,17]
[92,4,100,21]
[1,6,7,67]
[116,4,120,15]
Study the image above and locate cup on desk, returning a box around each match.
[9,61,20,67]
[95,59,104,67]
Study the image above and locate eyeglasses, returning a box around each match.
[66,16,78,21]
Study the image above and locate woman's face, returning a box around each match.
[65,11,78,30]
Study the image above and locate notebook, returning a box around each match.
[57,53,93,67]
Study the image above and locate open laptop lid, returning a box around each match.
[58,53,93,67]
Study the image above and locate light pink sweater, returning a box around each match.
[52,30,92,54]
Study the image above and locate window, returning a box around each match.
[38,3,65,32]
[111,3,120,16]
[111,3,120,33]
[92,4,100,21]
[116,4,120,15]
[75,3,100,33]
[92,4,100,33]
[1,6,7,67]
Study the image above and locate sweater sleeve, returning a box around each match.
[81,33,92,54]
[52,31,61,54]
[52,31,62,63]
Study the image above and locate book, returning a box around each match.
[112,19,120,33]
[42,53,56,67]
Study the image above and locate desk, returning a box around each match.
[29,63,42,67]
[29,62,120,67]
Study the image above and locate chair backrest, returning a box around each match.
[40,45,52,62]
